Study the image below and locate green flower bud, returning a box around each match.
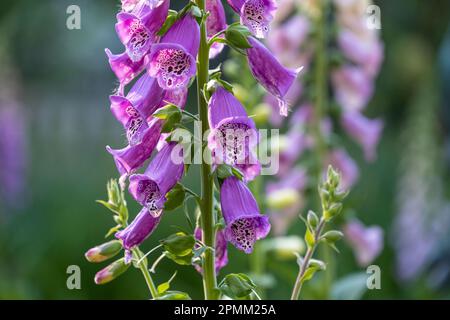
[323,203,343,221]
[307,210,319,229]
[326,165,340,188]
[94,258,130,285]
[85,240,123,263]
[107,179,121,206]
[321,230,344,243]
[308,258,326,271]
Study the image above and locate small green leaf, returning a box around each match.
[165,251,194,265]
[160,232,195,257]
[96,200,119,215]
[164,183,186,211]
[304,228,315,248]
[219,273,256,299]
[105,225,121,238]
[224,24,252,51]
[157,10,178,36]
[215,164,244,181]
[153,104,182,133]
[155,291,191,300]
[157,271,178,294]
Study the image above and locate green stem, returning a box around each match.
[291,219,326,300]
[196,0,218,300]
[312,0,328,181]
[313,0,333,299]
[133,248,159,299]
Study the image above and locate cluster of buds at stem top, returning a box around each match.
[320,166,348,222]
[291,166,347,299]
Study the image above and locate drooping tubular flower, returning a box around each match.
[331,65,374,113]
[208,87,261,181]
[116,0,170,62]
[116,207,162,251]
[128,142,184,217]
[106,117,163,175]
[147,14,200,90]
[341,111,383,162]
[206,0,227,59]
[220,177,270,253]
[227,0,277,38]
[110,74,165,145]
[247,37,301,116]
[105,49,145,89]
[194,228,228,273]
[343,219,384,267]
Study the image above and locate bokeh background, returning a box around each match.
[1,0,450,299]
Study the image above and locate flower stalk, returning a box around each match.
[196,0,218,300]
[133,248,159,299]
[291,167,346,300]
[290,218,326,300]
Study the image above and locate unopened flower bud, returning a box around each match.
[94,258,130,285]
[308,258,326,271]
[307,210,319,229]
[321,230,344,243]
[85,240,123,263]
[324,203,343,221]
[326,165,340,188]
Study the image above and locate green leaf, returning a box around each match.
[331,273,368,300]
[219,273,257,299]
[96,200,119,215]
[165,251,194,265]
[155,291,191,300]
[301,259,326,283]
[105,225,121,238]
[304,228,315,248]
[215,164,244,181]
[164,183,186,211]
[153,104,182,133]
[225,24,252,50]
[157,271,178,294]
[209,64,222,79]
[157,10,178,36]
[160,232,195,257]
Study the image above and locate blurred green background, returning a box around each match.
[0,0,450,299]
